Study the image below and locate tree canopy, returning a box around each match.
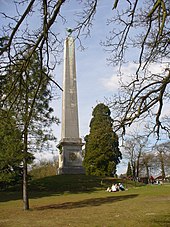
[83,103,122,177]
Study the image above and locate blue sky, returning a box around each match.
[54,1,120,137]
[1,1,169,174]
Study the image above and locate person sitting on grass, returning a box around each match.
[111,184,117,192]
[119,183,125,191]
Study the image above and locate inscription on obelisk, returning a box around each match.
[57,36,84,174]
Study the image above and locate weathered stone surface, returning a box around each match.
[57,37,84,174]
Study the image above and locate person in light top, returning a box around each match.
[111,184,117,192]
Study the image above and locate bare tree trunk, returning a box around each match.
[146,165,149,180]
[136,154,141,179]
[23,79,29,210]
[132,161,136,180]
[159,151,165,180]
[23,156,29,210]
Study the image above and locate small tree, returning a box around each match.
[123,134,148,179]
[83,103,122,177]
[126,162,132,178]
[140,153,154,179]
[1,50,59,210]
[153,142,170,179]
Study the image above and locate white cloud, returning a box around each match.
[100,61,169,92]
[100,74,120,91]
[147,62,169,74]
[100,62,138,91]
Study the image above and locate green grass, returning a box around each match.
[0,175,170,227]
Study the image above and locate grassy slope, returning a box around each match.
[0,175,170,227]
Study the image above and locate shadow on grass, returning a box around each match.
[0,191,22,203]
[0,175,141,203]
[0,175,113,203]
[0,180,102,203]
[34,194,138,210]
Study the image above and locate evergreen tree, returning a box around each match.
[126,162,132,178]
[0,111,24,189]
[83,103,122,177]
[1,50,59,210]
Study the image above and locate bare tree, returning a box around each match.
[104,0,170,138]
[140,153,155,180]
[122,133,148,179]
[0,1,98,108]
[153,141,170,179]
[123,139,136,179]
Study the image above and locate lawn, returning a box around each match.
[0,175,170,227]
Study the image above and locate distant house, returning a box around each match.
[154,175,163,184]
[155,175,170,183]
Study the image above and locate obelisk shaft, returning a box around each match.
[62,37,79,139]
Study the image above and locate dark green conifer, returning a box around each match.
[0,112,24,188]
[83,103,122,176]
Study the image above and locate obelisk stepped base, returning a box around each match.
[57,139,84,174]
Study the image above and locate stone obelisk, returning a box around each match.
[57,36,84,174]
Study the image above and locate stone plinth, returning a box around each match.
[57,138,84,174]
